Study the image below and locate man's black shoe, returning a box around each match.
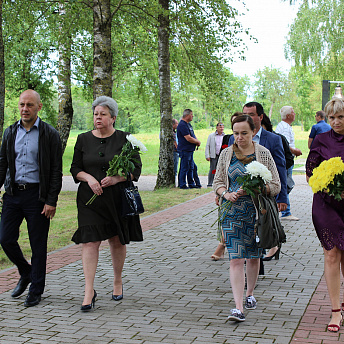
[11,276,31,298]
[24,293,41,307]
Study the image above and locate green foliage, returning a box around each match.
[253,67,293,123]
[252,65,322,129]
[289,66,321,131]
[193,120,208,130]
[1,0,251,136]
[286,0,344,80]
[2,1,59,126]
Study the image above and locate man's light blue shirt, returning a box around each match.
[252,126,262,143]
[15,117,40,183]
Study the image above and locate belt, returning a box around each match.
[14,183,39,191]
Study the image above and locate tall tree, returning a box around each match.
[56,1,74,153]
[253,67,290,120]
[2,1,57,124]
[289,66,322,131]
[156,0,174,188]
[93,0,113,98]
[0,0,4,143]
[285,0,344,80]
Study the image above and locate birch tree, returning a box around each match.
[156,0,174,188]
[93,0,113,98]
[285,0,344,80]
[56,1,74,153]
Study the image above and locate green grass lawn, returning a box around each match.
[63,125,311,176]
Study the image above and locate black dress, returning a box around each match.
[70,130,143,245]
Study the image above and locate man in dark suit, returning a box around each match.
[228,102,288,209]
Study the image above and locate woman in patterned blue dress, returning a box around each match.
[213,115,281,322]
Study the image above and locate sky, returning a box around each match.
[229,0,300,79]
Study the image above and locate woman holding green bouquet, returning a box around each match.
[213,115,280,322]
[306,98,344,332]
[70,96,143,312]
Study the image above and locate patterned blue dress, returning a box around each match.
[221,152,263,260]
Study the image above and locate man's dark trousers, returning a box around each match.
[178,150,194,188]
[0,186,49,295]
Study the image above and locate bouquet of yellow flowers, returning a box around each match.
[309,157,344,201]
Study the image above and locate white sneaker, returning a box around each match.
[245,295,257,310]
[281,215,299,221]
[227,308,245,322]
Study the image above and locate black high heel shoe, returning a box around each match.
[112,286,123,301]
[81,290,97,312]
[262,247,280,261]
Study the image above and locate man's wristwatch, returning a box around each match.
[220,190,228,198]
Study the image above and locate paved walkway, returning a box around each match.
[0,175,342,343]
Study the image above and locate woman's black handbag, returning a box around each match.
[253,192,286,249]
[120,174,144,217]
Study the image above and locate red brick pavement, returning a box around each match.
[291,277,344,342]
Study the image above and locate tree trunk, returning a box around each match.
[93,0,112,98]
[0,0,5,145]
[155,0,174,189]
[268,102,274,119]
[56,2,73,154]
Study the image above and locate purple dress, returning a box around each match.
[306,129,344,251]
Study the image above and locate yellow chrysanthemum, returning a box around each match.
[309,157,344,193]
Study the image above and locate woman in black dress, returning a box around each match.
[70,96,143,311]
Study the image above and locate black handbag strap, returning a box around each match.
[125,173,134,187]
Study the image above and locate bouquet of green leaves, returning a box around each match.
[86,134,147,205]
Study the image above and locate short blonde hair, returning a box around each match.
[324,98,344,116]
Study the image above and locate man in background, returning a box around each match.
[275,106,302,220]
[177,109,201,189]
[308,110,331,148]
[205,122,225,187]
[0,89,62,307]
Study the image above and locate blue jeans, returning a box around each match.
[173,151,179,177]
[0,187,50,295]
[178,150,195,188]
[281,165,293,217]
[190,159,201,187]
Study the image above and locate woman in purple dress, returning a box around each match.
[306,98,344,332]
